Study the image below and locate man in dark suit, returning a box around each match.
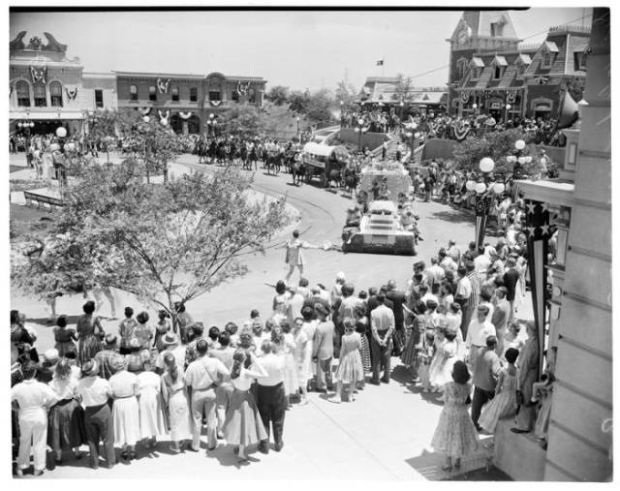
[503,257,520,321]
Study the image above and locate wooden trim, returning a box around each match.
[558,334,612,361]
[544,459,586,481]
[572,197,611,211]
[548,420,609,457]
[563,290,612,312]
[554,378,612,410]
[567,244,612,263]
[579,149,611,159]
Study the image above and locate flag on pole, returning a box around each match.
[376,59,384,66]
[524,199,555,375]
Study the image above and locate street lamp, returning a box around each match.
[505,103,511,122]
[296,116,301,138]
[472,156,500,250]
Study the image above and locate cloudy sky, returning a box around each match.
[10,7,591,92]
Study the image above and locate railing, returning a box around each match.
[549,24,591,34]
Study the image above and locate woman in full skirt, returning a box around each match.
[479,348,519,434]
[431,361,479,472]
[335,320,364,402]
[161,352,191,453]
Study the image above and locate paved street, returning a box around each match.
[10,153,511,479]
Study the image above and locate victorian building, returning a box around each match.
[447,11,589,121]
[9,31,266,137]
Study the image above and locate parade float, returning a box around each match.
[341,161,416,255]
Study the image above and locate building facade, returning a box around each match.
[358,76,448,115]
[447,11,589,121]
[9,31,266,137]
[503,8,611,481]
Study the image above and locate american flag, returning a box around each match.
[524,200,555,240]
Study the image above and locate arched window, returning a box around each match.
[171,86,179,102]
[16,80,30,107]
[149,85,157,101]
[33,83,46,107]
[50,81,63,107]
[129,84,138,101]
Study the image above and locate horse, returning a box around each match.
[343,166,359,197]
[291,153,303,186]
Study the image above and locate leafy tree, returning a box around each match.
[394,73,414,103]
[218,104,264,138]
[265,85,290,105]
[452,129,529,175]
[288,90,308,113]
[304,89,335,125]
[30,158,290,328]
[335,80,358,112]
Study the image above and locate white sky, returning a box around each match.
[10,7,592,92]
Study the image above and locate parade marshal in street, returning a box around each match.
[284,230,316,283]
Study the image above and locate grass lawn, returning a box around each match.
[10,204,57,241]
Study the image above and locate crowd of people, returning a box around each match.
[11,206,556,476]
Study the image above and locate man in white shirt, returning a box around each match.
[184,339,230,452]
[76,359,115,469]
[427,257,446,289]
[370,293,395,384]
[286,287,305,326]
[465,305,496,372]
[256,341,287,454]
[474,247,492,277]
[330,271,346,306]
[312,303,335,392]
[11,361,59,476]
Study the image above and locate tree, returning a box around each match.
[394,73,414,103]
[452,129,529,175]
[304,89,335,125]
[265,85,290,106]
[288,90,308,113]
[218,104,264,138]
[34,158,290,328]
[335,80,358,112]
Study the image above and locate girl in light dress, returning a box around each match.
[479,347,519,434]
[334,318,364,402]
[222,350,268,461]
[532,348,556,444]
[429,324,460,393]
[292,317,309,405]
[431,360,479,472]
[153,310,171,353]
[161,352,191,453]
[272,280,290,325]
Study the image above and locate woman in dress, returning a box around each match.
[119,306,138,355]
[48,359,86,464]
[272,280,290,324]
[334,319,364,402]
[154,310,171,352]
[222,350,268,461]
[134,358,166,451]
[284,229,305,283]
[134,311,154,359]
[76,301,104,366]
[353,305,371,383]
[109,354,140,461]
[429,324,459,392]
[401,300,427,377]
[431,360,479,472]
[53,315,77,358]
[292,317,309,405]
[278,320,299,406]
[479,347,519,434]
[161,352,191,453]
[532,349,556,444]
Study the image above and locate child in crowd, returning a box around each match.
[334,318,364,402]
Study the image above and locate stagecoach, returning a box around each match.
[300,142,349,187]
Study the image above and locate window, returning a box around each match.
[542,52,555,69]
[171,86,179,102]
[49,81,63,107]
[574,51,586,71]
[456,58,467,81]
[517,63,526,77]
[149,86,157,101]
[471,67,481,80]
[129,84,138,101]
[494,65,504,80]
[16,81,30,107]
[189,87,198,102]
[232,90,240,102]
[33,83,46,107]
[490,22,503,37]
[209,91,221,102]
[95,89,104,108]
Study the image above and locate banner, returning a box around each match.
[524,199,554,374]
[30,65,47,84]
[65,86,78,100]
[179,111,192,120]
[157,78,170,94]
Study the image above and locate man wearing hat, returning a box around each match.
[312,303,335,392]
[12,361,59,477]
[155,332,186,374]
[36,348,59,383]
[470,335,502,431]
[76,360,115,469]
[94,334,119,380]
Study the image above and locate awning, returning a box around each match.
[302,142,335,157]
[471,57,485,68]
[10,111,85,120]
[544,41,559,53]
[493,55,508,67]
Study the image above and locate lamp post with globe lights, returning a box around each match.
[354,118,367,152]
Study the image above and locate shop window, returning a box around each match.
[190,87,198,102]
[16,80,31,107]
[149,86,157,102]
[50,81,63,107]
[130,84,138,101]
[33,83,46,107]
[171,86,179,102]
[95,89,104,108]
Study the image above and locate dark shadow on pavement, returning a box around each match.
[209,445,261,468]
[427,209,473,225]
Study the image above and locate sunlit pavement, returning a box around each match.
[10,152,529,479]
